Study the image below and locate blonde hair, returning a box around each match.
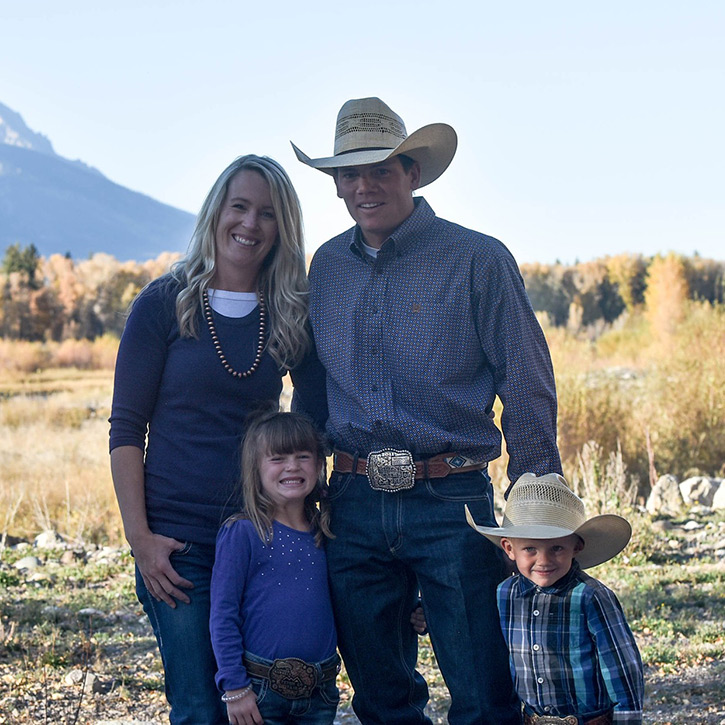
[234,408,332,546]
[170,154,310,369]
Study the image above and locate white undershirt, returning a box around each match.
[207,288,258,318]
[362,242,379,258]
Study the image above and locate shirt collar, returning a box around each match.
[348,197,436,258]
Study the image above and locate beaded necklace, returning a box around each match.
[202,290,266,378]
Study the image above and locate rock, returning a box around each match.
[712,481,725,510]
[34,530,65,549]
[60,550,85,566]
[680,476,719,506]
[646,474,684,516]
[682,520,704,531]
[77,607,107,620]
[651,519,674,532]
[64,669,100,692]
[14,555,42,571]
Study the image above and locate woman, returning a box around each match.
[109,155,326,724]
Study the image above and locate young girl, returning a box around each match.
[210,410,339,725]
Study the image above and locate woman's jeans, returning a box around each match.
[245,651,340,724]
[326,469,521,725]
[135,541,227,725]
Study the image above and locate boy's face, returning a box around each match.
[500,535,583,588]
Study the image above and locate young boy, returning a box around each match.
[466,473,644,725]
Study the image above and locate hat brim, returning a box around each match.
[465,505,632,569]
[291,123,457,188]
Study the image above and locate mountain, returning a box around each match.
[0,102,195,261]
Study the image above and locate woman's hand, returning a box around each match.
[226,689,263,725]
[111,446,193,607]
[132,531,194,607]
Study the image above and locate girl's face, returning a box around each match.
[259,449,320,511]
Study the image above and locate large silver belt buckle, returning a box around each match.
[366,449,416,492]
[533,717,578,725]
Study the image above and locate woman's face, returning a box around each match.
[213,170,278,291]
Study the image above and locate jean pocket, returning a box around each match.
[318,678,340,706]
[250,676,269,704]
[169,541,193,558]
[327,472,353,501]
[426,470,492,503]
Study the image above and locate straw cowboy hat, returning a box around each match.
[465,473,632,569]
[291,97,458,188]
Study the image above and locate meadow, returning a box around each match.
[1,297,724,723]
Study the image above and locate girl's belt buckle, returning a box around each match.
[268,657,317,699]
[366,449,416,492]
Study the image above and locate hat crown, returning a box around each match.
[334,97,408,156]
[503,474,587,532]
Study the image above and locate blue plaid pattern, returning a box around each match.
[498,563,644,723]
[307,197,561,482]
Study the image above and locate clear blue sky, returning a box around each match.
[2,0,723,263]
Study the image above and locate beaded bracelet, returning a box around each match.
[221,685,254,703]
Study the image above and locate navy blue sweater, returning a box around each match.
[109,276,326,545]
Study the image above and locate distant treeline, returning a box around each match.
[1,242,724,342]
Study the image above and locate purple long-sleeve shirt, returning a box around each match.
[210,519,337,692]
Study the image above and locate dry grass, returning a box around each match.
[0,369,121,545]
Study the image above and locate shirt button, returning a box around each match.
[537,677,544,684]
[544,706,551,713]
[532,644,540,651]
[533,610,540,616]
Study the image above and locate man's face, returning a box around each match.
[334,157,421,249]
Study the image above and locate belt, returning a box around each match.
[333,449,486,492]
[523,710,613,725]
[243,655,340,700]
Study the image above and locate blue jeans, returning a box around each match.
[245,651,340,724]
[326,470,521,725]
[135,541,227,725]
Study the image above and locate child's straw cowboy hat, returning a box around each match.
[465,473,632,569]
[291,96,457,188]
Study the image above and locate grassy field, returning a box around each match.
[1,369,724,723]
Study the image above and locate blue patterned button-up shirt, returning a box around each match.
[307,197,561,482]
[497,563,644,723]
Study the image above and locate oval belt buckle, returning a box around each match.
[366,449,416,492]
[268,657,317,699]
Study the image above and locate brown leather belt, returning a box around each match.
[332,449,487,480]
[243,655,340,700]
[523,710,613,725]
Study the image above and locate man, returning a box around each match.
[292,97,562,725]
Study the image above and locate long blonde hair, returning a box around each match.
[234,408,332,547]
[170,155,310,369]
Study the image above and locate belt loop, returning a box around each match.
[352,452,360,476]
[422,459,429,480]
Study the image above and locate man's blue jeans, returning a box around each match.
[135,541,227,725]
[326,469,521,725]
[245,651,340,724]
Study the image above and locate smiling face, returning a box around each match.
[334,157,421,249]
[501,535,584,588]
[259,449,321,515]
[213,169,278,291]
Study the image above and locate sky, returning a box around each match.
[1,0,723,264]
